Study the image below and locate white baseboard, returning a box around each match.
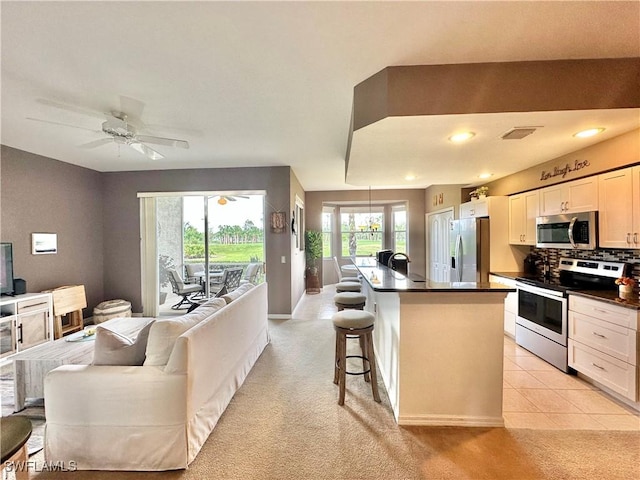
[268,314,292,320]
[398,414,505,427]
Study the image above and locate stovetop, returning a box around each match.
[516,258,630,294]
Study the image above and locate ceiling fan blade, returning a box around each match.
[136,135,189,149]
[128,141,164,161]
[26,117,101,133]
[78,138,114,149]
[36,98,105,119]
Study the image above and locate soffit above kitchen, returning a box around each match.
[346,59,640,189]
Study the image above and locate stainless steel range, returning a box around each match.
[515,258,628,372]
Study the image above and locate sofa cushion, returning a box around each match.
[144,298,227,366]
[221,283,254,304]
[93,320,155,366]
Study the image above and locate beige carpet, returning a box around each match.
[22,290,640,479]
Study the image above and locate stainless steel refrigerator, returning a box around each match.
[450,217,490,283]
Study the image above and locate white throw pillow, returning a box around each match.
[92,320,154,366]
[143,298,227,366]
[221,283,254,304]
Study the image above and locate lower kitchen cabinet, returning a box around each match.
[489,274,517,337]
[568,294,639,402]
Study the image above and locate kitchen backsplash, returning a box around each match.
[530,248,640,288]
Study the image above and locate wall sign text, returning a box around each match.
[540,159,591,181]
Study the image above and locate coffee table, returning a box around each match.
[11,317,153,412]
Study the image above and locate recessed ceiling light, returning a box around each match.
[574,128,605,138]
[478,173,493,180]
[405,174,416,181]
[448,131,475,143]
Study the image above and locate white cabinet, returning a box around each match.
[489,274,517,337]
[459,198,489,218]
[598,165,640,249]
[0,293,53,363]
[508,190,539,245]
[568,295,639,401]
[539,177,598,216]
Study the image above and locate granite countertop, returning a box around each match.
[488,271,640,311]
[353,258,515,293]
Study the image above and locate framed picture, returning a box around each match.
[32,233,57,255]
[270,211,287,233]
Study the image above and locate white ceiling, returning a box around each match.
[2,1,639,191]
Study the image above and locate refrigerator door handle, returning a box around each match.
[454,234,462,282]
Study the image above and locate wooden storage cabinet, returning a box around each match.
[568,295,639,401]
[0,293,53,363]
[598,165,640,249]
[508,190,539,245]
[539,177,598,216]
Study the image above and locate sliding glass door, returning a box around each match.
[140,192,265,316]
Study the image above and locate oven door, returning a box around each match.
[516,283,567,346]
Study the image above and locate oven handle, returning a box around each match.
[567,216,578,248]
[516,282,566,299]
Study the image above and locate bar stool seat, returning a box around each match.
[341,264,358,276]
[341,276,361,283]
[1,416,32,480]
[334,292,366,310]
[332,310,381,405]
[336,281,361,293]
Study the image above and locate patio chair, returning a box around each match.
[212,267,244,296]
[185,263,205,284]
[240,262,262,285]
[168,269,204,310]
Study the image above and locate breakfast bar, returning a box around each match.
[354,258,515,427]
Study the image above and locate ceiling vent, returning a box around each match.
[501,127,539,140]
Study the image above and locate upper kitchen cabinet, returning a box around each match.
[509,191,539,245]
[538,177,598,216]
[598,166,640,249]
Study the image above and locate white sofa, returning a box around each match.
[44,282,269,471]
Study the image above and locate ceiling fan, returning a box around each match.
[29,96,190,160]
[213,195,249,205]
[78,112,189,160]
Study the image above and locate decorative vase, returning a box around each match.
[618,284,633,298]
[478,194,487,199]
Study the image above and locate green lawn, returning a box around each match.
[185,243,264,263]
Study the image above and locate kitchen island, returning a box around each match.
[353,258,515,427]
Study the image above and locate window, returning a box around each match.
[321,207,333,258]
[392,205,407,252]
[340,207,384,257]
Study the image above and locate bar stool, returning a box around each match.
[1,416,32,480]
[336,281,361,293]
[332,309,381,405]
[341,264,358,276]
[334,292,366,311]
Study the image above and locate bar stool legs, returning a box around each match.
[332,309,381,405]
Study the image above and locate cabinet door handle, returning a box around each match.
[592,331,606,339]
[17,324,23,343]
[593,308,610,315]
[626,233,632,244]
[470,209,475,216]
[634,233,638,244]
[591,362,605,370]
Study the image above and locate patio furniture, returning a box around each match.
[212,267,244,296]
[240,262,262,285]
[168,269,203,310]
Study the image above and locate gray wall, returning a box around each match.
[305,188,426,283]
[101,166,294,314]
[1,146,297,316]
[0,146,104,315]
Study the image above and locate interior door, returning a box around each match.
[427,207,454,282]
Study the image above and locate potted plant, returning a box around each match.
[304,230,323,294]
[158,254,176,305]
[469,186,489,200]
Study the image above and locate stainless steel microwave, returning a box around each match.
[536,211,598,250]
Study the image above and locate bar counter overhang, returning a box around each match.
[354,258,515,427]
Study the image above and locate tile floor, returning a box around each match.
[502,336,640,430]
